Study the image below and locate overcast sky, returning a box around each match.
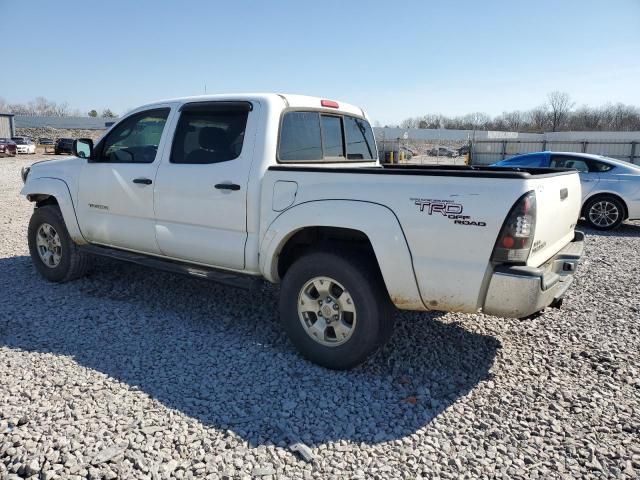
[1,0,639,124]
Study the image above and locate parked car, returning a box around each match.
[12,136,36,154]
[39,138,55,146]
[492,151,640,230]
[20,93,583,369]
[0,138,17,157]
[428,146,459,157]
[55,138,75,155]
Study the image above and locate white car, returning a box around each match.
[494,152,640,230]
[12,136,37,154]
[20,93,584,369]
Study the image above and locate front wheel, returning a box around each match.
[28,205,91,282]
[279,250,394,370]
[584,196,625,230]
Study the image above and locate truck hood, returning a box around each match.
[31,156,83,170]
[28,156,85,180]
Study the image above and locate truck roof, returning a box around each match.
[132,93,367,119]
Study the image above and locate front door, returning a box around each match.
[153,101,259,270]
[76,107,173,254]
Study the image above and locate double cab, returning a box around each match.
[21,94,584,369]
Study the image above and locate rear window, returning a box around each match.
[344,116,376,160]
[278,111,376,162]
[320,115,344,159]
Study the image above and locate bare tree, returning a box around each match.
[547,91,573,132]
[570,105,603,131]
[610,103,640,130]
[525,105,549,132]
[400,117,418,129]
[501,111,524,131]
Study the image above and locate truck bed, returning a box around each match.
[263,164,582,313]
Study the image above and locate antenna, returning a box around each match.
[204,84,207,94]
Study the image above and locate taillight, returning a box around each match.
[492,191,536,264]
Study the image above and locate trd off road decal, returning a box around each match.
[412,198,486,227]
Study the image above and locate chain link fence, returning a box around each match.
[376,137,471,166]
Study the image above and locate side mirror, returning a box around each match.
[74,138,94,159]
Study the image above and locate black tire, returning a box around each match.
[279,249,395,370]
[583,195,625,230]
[28,205,91,282]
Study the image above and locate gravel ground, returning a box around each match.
[1,155,639,480]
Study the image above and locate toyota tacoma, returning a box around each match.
[20,94,584,369]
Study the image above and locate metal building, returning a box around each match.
[0,113,15,138]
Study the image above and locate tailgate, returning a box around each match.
[526,172,582,267]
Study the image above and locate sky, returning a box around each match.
[1,0,639,124]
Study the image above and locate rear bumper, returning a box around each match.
[483,231,584,318]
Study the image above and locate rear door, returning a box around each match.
[153,101,259,270]
[550,154,600,201]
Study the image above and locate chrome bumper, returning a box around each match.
[483,231,584,318]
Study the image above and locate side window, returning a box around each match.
[171,107,249,164]
[589,161,613,172]
[550,156,589,173]
[320,115,344,158]
[344,116,376,160]
[99,109,170,163]
[279,112,322,161]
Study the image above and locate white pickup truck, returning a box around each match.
[21,94,584,369]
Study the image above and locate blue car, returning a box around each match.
[493,151,640,230]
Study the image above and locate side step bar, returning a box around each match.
[79,244,263,291]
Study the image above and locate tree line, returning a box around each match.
[0,97,117,118]
[395,92,640,133]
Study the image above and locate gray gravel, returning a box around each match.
[1,155,639,479]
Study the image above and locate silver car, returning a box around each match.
[493,152,640,230]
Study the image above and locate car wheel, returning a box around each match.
[28,205,91,282]
[584,196,625,230]
[279,249,395,370]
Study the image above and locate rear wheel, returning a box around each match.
[28,205,91,282]
[584,196,625,230]
[279,249,394,370]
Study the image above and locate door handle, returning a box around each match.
[133,178,153,185]
[215,183,241,191]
